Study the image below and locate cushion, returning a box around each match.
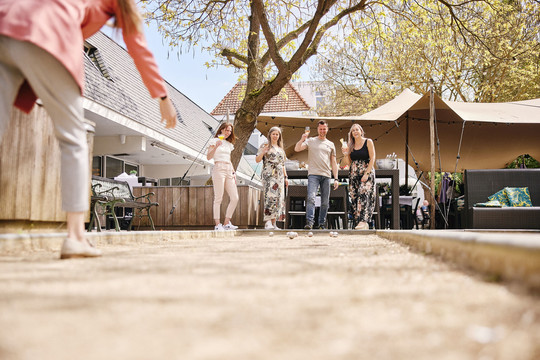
[504,187,533,207]
[474,200,503,207]
[487,189,510,207]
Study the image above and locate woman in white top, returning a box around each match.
[256,127,288,230]
[207,123,239,230]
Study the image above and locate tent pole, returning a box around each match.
[429,80,436,229]
[405,113,409,192]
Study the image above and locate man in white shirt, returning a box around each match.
[294,120,339,230]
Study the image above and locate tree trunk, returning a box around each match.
[230,76,292,169]
[231,109,258,169]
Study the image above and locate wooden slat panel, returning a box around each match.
[171,187,181,225]
[238,187,248,226]
[188,187,198,225]
[156,186,166,228]
[0,109,22,219]
[179,187,189,226]
[203,187,213,226]
[195,187,204,226]
[126,186,262,229]
[149,187,160,227]
[165,187,173,226]
[15,109,31,219]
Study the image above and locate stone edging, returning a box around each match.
[377,230,540,291]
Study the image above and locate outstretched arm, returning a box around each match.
[295,133,309,152]
[331,154,339,190]
[159,97,177,129]
[362,139,376,182]
[123,30,177,129]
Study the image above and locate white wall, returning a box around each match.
[142,163,210,179]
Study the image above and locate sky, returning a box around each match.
[104,19,313,114]
[141,23,239,113]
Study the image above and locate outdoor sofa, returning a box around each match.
[464,169,540,229]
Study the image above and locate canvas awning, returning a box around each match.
[256,90,540,172]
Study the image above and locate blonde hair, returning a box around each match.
[267,126,284,149]
[115,0,143,35]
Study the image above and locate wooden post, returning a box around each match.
[405,113,409,191]
[429,79,436,229]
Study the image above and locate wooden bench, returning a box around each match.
[89,176,159,231]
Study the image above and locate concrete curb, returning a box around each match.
[0,229,238,254]
[377,230,540,291]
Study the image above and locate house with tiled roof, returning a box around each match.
[211,82,313,118]
[83,31,257,186]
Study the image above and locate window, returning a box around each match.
[171,177,189,186]
[157,177,190,186]
[125,163,138,176]
[102,156,139,178]
[105,157,123,178]
[158,178,171,186]
[84,43,113,81]
[92,156,102,176]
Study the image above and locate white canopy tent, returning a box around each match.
[257,89,540,173]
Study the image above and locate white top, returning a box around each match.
[209,138,234,163]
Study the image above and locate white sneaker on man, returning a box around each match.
[274,224,281,230]
[215,223,225,231]
[265,220,274,230]
[223,223,238,230]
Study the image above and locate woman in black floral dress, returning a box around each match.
[341,124,376,230]
[256,127,289,230]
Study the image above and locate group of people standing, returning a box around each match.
[208,120,377,232]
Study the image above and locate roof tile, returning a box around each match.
[211,82,312,115]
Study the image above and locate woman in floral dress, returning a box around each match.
[341,124,376,230]
[256,127,289,230]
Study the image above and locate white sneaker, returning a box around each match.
[265,220,274,230]
[274,224,280,230]
[214,223,224,231]
[223,223,238,230]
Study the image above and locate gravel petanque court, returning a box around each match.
[0,232,538,360]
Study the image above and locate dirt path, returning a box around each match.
[0,233,538,360]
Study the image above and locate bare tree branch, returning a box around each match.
[220,48,247,69]
[252,0,288,73]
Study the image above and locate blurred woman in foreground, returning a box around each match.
[0,0,177,258]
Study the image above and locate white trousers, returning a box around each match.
[0,36,88,212]
[212,162,239,220]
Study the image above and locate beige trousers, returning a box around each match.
[212,162,239,220]
[0,36,88,212]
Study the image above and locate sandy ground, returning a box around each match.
[0,233,538,360]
